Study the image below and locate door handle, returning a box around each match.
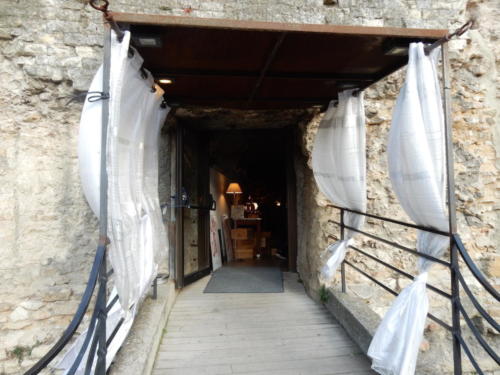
[188,194,216,211]
[209,194,216,211]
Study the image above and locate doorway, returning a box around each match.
[174,125,212,288]
[174,119,298,288]
[116,13,444,290]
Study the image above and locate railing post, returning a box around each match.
[153,277,158,300]
[95,24,112,375]
[441,43,461,374]
[340,208,346,293]
[95,248,107,374]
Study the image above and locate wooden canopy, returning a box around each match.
[113,13,447,109]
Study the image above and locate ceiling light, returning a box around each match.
[385,46,409,56]
[133,35,162,48]
[158,78,173,85]
[337,82,358,90]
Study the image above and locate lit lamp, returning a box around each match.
[226,182,243,205]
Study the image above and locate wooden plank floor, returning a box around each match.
[152,271,374,375]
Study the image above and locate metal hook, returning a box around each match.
[87,91,110,102]
[424,19,473,55]
[127,47,135,58]
[65,91,109,105]
[89,0,125,42]
[449,20,474,40]
[89,0,109,14]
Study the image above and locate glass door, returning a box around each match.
[176,125,212,287]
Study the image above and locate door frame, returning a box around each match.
[174,123,212,289]
[174,125,298,287]
[174,124,184,288]
[286,129,298,272]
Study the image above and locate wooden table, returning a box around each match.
[234,218,262,257]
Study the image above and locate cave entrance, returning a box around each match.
[173,109,305,287]
[112,12,446,288]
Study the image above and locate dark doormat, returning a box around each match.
[204,266,283,293]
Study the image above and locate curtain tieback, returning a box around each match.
[414,271,428,284]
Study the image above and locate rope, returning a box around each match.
[89,0,125,41]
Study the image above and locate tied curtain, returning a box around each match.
[107,30,169,313]
[368,43,449,375]
[312,89,366,279]
[60,30,169,373]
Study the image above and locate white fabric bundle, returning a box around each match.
[78,64,104,217]
[65,30,169,373]
[312,89,366,279]
[107,31,169,313]
[368,43,449,375]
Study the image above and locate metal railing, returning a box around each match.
[25,245,109,375]
[25,8,164,373]
[26,20,116,375]
[331,205,499,375]
[24,246,160,375]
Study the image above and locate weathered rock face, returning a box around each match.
[0,0,498,373]
[295,2,500,372]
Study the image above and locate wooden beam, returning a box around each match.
[151,70,376,82]
[165,96,331,108]
[166,96,331,102]
[248,32,287,105]
[112,13,447,39]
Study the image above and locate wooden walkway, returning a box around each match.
[152,272,374,375]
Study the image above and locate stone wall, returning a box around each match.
[0,0,497,373]
[295,1,499,371]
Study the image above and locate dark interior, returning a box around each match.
[210,130,289,259]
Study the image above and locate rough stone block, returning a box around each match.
[19,301,44,311]
[41,287,72,302]
[9,306,29,322]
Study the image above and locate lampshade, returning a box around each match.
[226,182,242,194]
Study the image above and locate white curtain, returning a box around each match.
[107,31,169,313]
[368,43,449,375]
[64,30,169,373]
[312,89,366,279]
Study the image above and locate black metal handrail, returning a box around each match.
[456,272,500,332]
[328,220,451,267]
[456,333,484,374]
[67,270,107,375]
[349,245,452,299]
[458,303,500,365]
[25,245,106,375]
[344,260,452,331]
[25,246,161,374]
[453,234,500,302]
[331,206,499,374]
[328,204,450,237]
